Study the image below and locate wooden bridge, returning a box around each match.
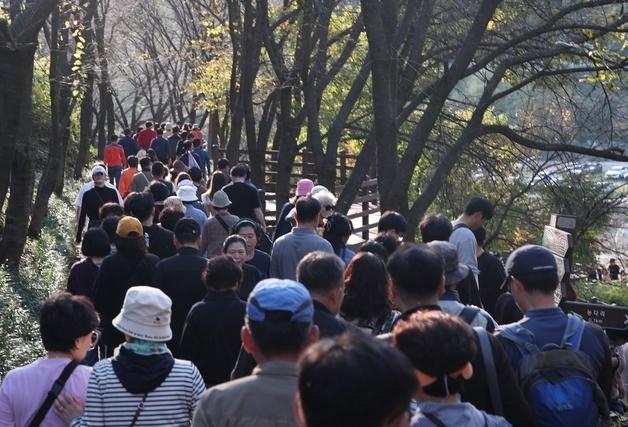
[209,145,381,244]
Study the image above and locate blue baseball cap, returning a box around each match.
[247,279,314,324]
[505,245,557,278]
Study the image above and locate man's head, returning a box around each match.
[295,197,322,227]
[217,158,230,172]
[203,256,242,292]
[243,279,318,362]
[230,163,248,181]
[127,156,139,168]
[151,161,166,179]
[91,165,107,187]
[610,258,617,265]
[378,211,407,239]
[173,218,201,248]
[156,128,164,136]
[139,156,152,171]
[387,244,445,310]
[504,245,559,312]
[472,226,486,248]
[110,134,118,144]
[461,197,493,229]
[123,191,155,224]
[188,167,202,183]
[419,214,452,243]
[123,128,132,136]
[296,333,417,427]
[99,202,124,220]
[145,121,153,128]
[296,251,344,315]
[192,138,202,148]
[148,181,170,203]
[393,311,476,400]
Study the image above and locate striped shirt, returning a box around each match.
[70,358,205,426]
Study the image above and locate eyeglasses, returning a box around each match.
[325,205,335,211]
[89,330,100,350]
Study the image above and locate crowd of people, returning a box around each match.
[0,123,624,427]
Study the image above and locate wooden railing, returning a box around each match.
[210,145,380,241]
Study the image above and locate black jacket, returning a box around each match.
[154,247,208,355]
[144,224,177,260]
[94,252,160,356]
[179,290,246,387]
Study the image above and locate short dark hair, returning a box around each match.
[298,333,417,427]
[373,232,399,256]
[174,218,201,244]
[230,164,248,178]
[204,256,241,291]
[100,216,120,243]
[387,244,444,298]
[394,310,477,380]
[124,192,154,222]
[515,272,560,294]
[145,121,153,127]
[217,158,230,169]
[139,157,152,171]
[148,181,170,202]
[172,126,180,133]
[156,128,164,135]
[296,197,321,223]
[192,138,201,148]
[123,128,132,136]
[99,202,123,220]
[419,214,453,243]
[472,226,486,246]
[223,234,248,254]
[232,219,260,239]
[151,161,166,178]
[175,172,191,186]
[464,197,493,220]
[248,320,311,357]
[358,240,389,263]
[188,167,202,182]
[81,228,111,258]
[378,211,407,234]
[341,252,392,325]
[40,293,99,353]
[296,251,344,296]
[110,134,118,142]
[127,156,139,168]
[159,207,185,231]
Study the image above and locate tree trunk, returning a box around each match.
[0,46,37,263]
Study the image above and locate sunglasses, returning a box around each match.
[89,330,100,350]
[324,205,335,211]
[93,172,105,177]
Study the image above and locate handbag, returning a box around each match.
[28,360,79,427]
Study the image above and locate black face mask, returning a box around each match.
[422,375,465,397]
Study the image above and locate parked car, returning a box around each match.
[583,162,603,174]
[605,165,628,180]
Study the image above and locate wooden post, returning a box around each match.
[211,144,220,172]
[339,150,347,185]
[302,149,312,179]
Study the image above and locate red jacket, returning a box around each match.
[104,144,126,167]
[137,128,157,150]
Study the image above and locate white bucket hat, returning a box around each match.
[210,190,232,208]
[177,185,199,202]
[112,286,172,342]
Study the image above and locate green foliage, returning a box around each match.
[575,279,628,306]
[0,182,79,377]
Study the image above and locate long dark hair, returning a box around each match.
[208,170,228,197]
[323,213,353,255]
[341,252,392,325]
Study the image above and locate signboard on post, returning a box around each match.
[563,301,628,331]
[542,219,575,302]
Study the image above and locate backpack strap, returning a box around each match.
[28,361,79,427]
[422,412,448,427]
[561,314,586,351]
[453,222,470,231]
[459,306,480,325]
[474,327,504,416]
[215,214,231,233]
[499,323,541,356]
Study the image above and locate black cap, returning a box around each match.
[174,218,201,241]
[505,245,557,278]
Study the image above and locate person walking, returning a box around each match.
[104,135,126,187]
[200,190,239,258]
[76,166,122,243]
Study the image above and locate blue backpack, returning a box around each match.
[500,314,609,427]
